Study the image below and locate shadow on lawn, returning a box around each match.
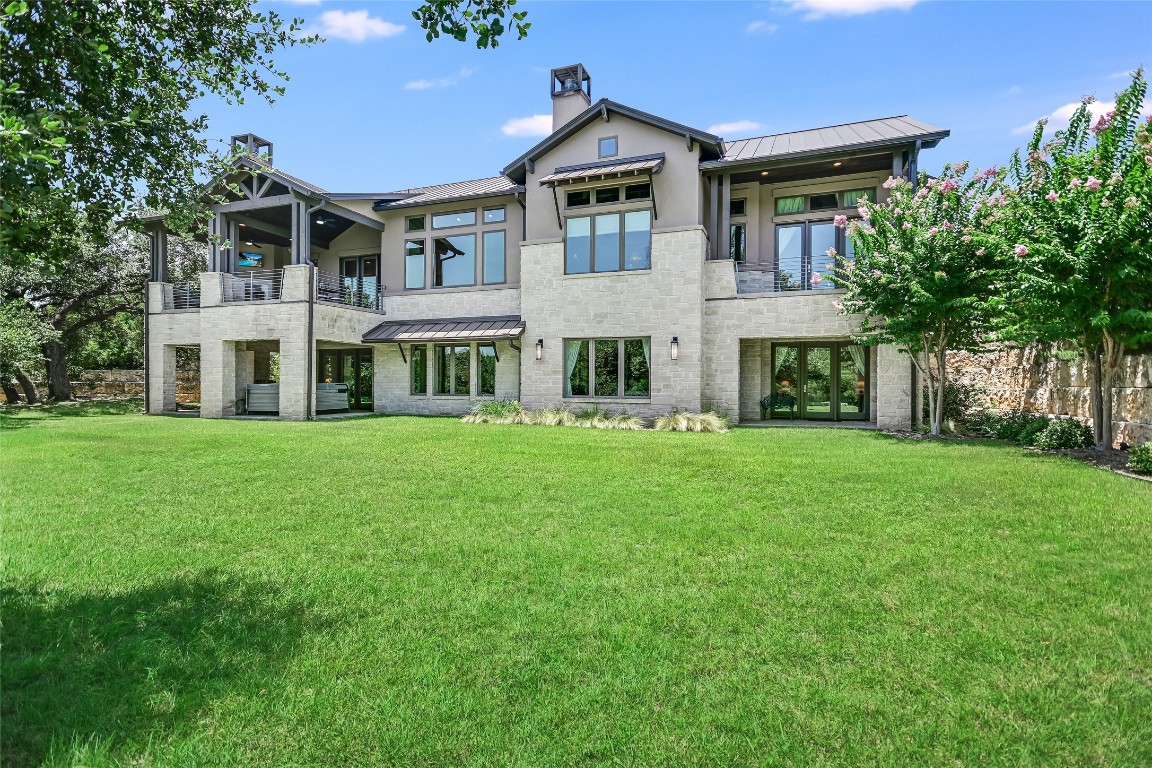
[0,399,144,430]
[2,571,331,767]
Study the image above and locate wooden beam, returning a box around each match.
[213,194,295,212]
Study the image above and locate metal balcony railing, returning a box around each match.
[165,283,201,309]
[315,271,385,311]
[223,269,284,302]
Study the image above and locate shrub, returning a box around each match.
[922,380,981,430]
[1128,442,1152,475]
[966,410,1050,445]
[653,411,730,433]
[461,400,522,423]
[1034,418,1094,450]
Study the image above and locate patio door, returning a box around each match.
[340,255,380,309]
[318,349,374,410]
[769,343,868,421]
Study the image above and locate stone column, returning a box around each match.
[201,340,238,418]
[200,272,224,307]
[277,337,310,421]
[147,344,178,414]
[875,344,913,430]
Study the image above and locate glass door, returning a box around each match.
[355,350,373,409]
[319,349,374,410]
[768,343,868,421]
[802,345,834,420]
[340,255,380,309]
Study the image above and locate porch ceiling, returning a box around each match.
[233,205,355,250]
[729,152,894,186]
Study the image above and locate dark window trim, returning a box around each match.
[404,238,426,291]
[482,205,506,224]
[564,209,652,275]
[565,181,652,210]
[562,336,651,400]
[478,342,497,396]
[773,219,852,290]
[769,342,869,421]
[405,214,426,232]
[730,197,747,217]
[598,135,619,159]
[431,208,479,230]
[773,185,879,219]
[434,343,471,396]
[481,229,507,286]
[410,343,428,395]
[432,233,478,289]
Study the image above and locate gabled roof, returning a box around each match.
[371,176,523,211]
[703,116,949,169]
[502,99,724,183]
[238,155,329,197]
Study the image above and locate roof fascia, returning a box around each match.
[699,132,950,172]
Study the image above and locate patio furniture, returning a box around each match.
[316,382,350,412]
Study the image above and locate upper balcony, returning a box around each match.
[149,265,386,314]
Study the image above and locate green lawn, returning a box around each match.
[3,402,1151,767]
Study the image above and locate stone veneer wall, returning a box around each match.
[950,346,1152,446]
[518,227,707,417]
[25,369,200,403]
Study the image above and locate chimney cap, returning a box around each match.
[231,133,273,160]
[551,64,590,100]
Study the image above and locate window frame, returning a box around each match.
[482,229,506,285]
[598,135,619,159]
[478,343,497,396]
[564,210,651,275]
[405,215,426,232]
[431,209,478,230]
[773,219,854,291]
[729,198,747,217]
[431,233,477,289]
[404,239,426,290]
[410,344,428,395]
[565,181,652,210]
[563,336,651,400]
[483,206,506,224]
[434,344,471,396]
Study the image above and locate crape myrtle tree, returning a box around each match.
[830,163,1005,436]
[993,69,1152,449]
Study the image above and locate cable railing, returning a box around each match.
[165,283,201,309]
[223,269,284,302]
[315,271,385,311]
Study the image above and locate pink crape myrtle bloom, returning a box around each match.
[833,215,848,228]
[882,176,900,189]
[1068,178,1083,188]
[902,222,912,230]
[1084,176,1103,191]
[927,226,939,236]
[938,178,958,194]
[871,269,883,278]
[810,273,823,286]
[825,247,837,258]
[1125,196,1139,209]
[1045,191,1060,202]
[1092,110,1115,134]
[832,300,845,313]
[976,248,986,256]
[1014,244,1029,257]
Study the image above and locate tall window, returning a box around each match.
[433,234,476,288]
[730,223,746,261]
[564,337,650,398]
[566,211,651,274]
[776,221,848,291]
[410,345,427,394]
[405,240,425,289]
[478,344,496,395]
[483,230,505,284]
[435,345,470,395]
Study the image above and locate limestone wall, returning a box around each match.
[950,346,1152,446]
[28,369,200,403]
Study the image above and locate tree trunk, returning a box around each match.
[1085,342,1104,446]
[2,379,21,404]
[41,340,72,401]
[14,369,40,404]
[1098,335,1124,449]
[934,347,948,437]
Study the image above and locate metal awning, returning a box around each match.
[363,315,526,344]
[538,154,665,186]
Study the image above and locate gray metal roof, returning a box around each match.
[373,176,523,211]
[503,99,724,183]
[363,315,526,344]
[710,116,949,167]
[241,155,329,196]
[539,154,665,185]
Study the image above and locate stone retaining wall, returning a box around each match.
[30,369,200,403]
[949,346,1152,446]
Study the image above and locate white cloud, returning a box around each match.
[778,0,922,19]
[405,67,475,91]
[311,10,404,42]
[1012,99,1115,136]
[707,120,765,136]
[745,20,779,34]
[501,115,552,138]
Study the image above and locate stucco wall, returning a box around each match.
[950,346,1152,446]
[518,227,707,416]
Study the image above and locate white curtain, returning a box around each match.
[641,338,651,373]
[563,340,581,397]
[773,345,796,377]
[847,345,867,378]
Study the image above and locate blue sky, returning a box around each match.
[206,0,1151,192]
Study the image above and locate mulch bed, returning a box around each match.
[882,430,1151,482]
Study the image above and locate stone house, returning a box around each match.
[144,64,949,426]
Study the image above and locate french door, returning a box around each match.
[769,343,868,421]
[340,255,381,309]
[318,349,374,410]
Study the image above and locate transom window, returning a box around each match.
[432,209,477,229]
[566,182,651,209]
[483,206,506,223]
[564,338,651,398]
[775,187,875,216]
[598,136,618,158]
[730,198,747,217]
[405,215,425,232]
[565,210,651,274]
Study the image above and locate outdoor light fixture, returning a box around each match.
[760,171,770,176]
[670,336,679,361]
[833,161,843,167]
[535,339,543,361]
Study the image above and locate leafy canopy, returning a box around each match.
[412,0,529,48]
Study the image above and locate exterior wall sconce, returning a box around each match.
[670,336,679,361]
[535,338,544,361]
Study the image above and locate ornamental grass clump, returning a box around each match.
[534,407,577,426]
[461,400,523,423]
[653,411,730,433]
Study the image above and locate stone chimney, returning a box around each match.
[551,64,591,133]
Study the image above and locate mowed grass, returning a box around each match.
[2,402,1151,767]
